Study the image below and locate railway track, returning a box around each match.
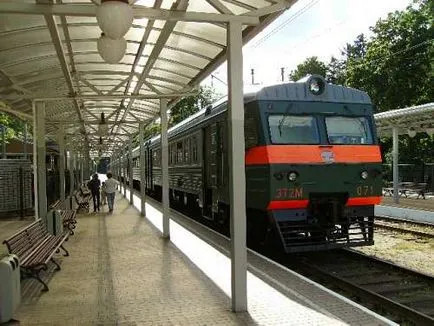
[280,249,434,326]
[375,216,434,238]
[134,187,434,324]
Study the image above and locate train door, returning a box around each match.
[202,122,223,219]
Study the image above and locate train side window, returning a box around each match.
[191,136,198,163]
[245,113,258,149]
[184,138,190,164]
[153,150,157,166]
[169,143,175,165]
[176,141,183,164]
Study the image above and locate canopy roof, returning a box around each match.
[374,102,434,137]
[0,0,296,156]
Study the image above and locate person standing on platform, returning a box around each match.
[87,173,101,212]
[101,181,107,206]
[105,172,119,213]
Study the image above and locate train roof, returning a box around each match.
[142,75,372,149]
[245,76,371,104]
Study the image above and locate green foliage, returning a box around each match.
[289,56,327,81]
[320,0,433,165]
[342,1,433,112]
[326,56,346,84]
[0,102,25,143]
[133,86,219,142]
[142,123,161,141]
[169,86,219,126]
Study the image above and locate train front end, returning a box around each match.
[246,76,382,253]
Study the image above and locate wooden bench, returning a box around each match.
[383,182,427,199]
[74,191,90,213]
[2,219,69,291]
[51,200,77,235]
[80,185,91,199]
[400,183,427,199]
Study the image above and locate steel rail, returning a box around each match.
[287,249,434,326]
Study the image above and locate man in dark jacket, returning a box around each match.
[87,174,101,212]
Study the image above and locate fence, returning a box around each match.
[0,159,33,217]
[382,163,434,191]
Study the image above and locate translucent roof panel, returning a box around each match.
[374,103,434,136]
[0,0,297,156]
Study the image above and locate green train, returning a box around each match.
[118,75,383,253]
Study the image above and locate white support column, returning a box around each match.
[33,101,47,222]
[160,99,170,238]
[392,127,399,204]
[129,136,134,204]
[227,21,247,312]
[123,151,127,198]
[69,148,74,195]
[139,122,146,216]
[84,141,90,180]
[58,128,66,201]
[80,155,84,184]
[23,122,28,160]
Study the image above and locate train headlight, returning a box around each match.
[309,77,325,95]
[288,172,298,182]
[361,171,369,180]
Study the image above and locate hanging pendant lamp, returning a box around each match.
[98,113,109,135]
[97,33,127,64]
[96,0,133,40]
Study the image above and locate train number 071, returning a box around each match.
[356,185,373,196]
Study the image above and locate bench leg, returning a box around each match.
[51,258,61,271]
[33,268,49,292]
[60,244,70,257]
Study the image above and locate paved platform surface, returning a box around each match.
[381,196,434,212]
[6,192,395,325]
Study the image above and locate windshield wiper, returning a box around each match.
[278,104,293,136]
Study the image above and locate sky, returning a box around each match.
[201,0,412,95]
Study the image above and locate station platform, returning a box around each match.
[377,196,434,224]
[380,196,434,211]
[2,190,396,325]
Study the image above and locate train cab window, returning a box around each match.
[245,114,258,149]
[191,136,198,163]
[176,141,183,164]
[325,116,373,144]
[268,115,319,144]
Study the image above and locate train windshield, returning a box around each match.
[268,115,320,144]
[325,116,373,144]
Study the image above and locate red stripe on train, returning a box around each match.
[267,196,381,211]
[246,145,381,165]
[346,196,382,206]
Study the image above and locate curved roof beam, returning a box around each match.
[0,3,260,24]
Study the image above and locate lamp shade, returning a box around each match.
[408,128,417,138]
[97,35,126,63]
[98,123,109,135]
[96,1,133,39]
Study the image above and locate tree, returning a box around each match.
[169,86,219,126]
[289,56,327,81]
[339,0,434,166]
[326,56,346,84]
[344,1,433,112]
[136,86,219,141]
[0,101,25,142]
